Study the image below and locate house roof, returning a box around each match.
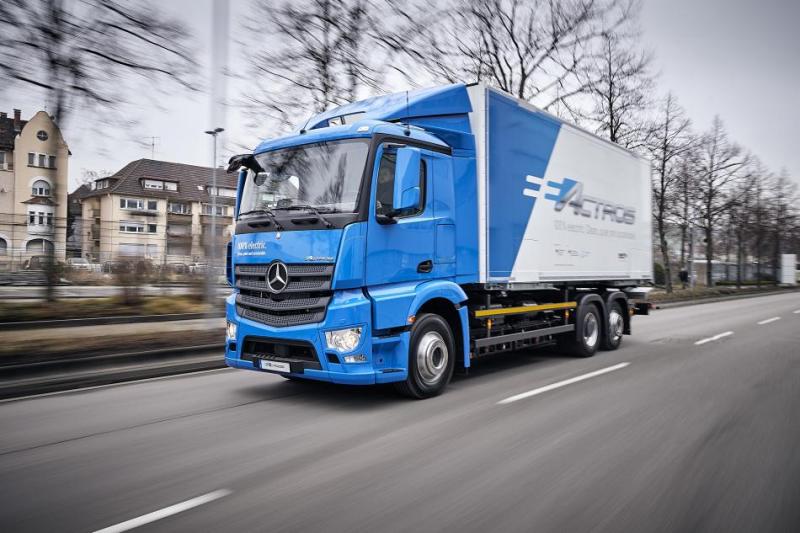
[83,158,237,205]
[0,115,27,151]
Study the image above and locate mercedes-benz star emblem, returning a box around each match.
[265,261,288,293]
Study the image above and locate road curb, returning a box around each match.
[0,345,226,400]
[654,288,799,309]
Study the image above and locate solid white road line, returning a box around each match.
[92,489,232,533]
[757,316,781,325]
[694,331,734,345]
[498,362,630,405]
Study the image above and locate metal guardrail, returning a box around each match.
[0,311,225,331]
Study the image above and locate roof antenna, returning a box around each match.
[403,90,411,136]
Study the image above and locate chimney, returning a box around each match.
[13,109,21,131]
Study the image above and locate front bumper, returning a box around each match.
[224,290,409,385]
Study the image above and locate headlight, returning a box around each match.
[226,320,238,340]
[325,327,362,352]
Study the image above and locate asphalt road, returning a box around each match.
[1,292,799,532]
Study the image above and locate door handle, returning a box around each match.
[417,260,433,273]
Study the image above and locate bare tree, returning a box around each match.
[694,116,747,287]
[0,0,196,302]
[585,30,653,148]
[382,0,636,116]
[0,0,196,128]
[243,0,384,131]
[767,171,798,281]
[646,93,693,292]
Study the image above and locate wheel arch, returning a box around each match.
[574,293,607,344]
[605,292,630,335]
[408,281,470,369]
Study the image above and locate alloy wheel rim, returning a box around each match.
[583,312,599,347]
[609,309,624,343]
[417,331,448,385]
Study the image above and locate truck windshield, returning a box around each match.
[240,139,369,218]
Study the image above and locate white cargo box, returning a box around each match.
[467,84,653,285]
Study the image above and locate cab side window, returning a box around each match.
[375,149,426,217]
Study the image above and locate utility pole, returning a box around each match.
[204,127,224,305]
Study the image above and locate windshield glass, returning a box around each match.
[240,139,369,218]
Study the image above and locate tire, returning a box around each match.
[602,301,625,351]
[394,313,455,399]
[565,303,601,358]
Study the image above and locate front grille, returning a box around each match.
[235,263,333,327]
[241,337,322,370]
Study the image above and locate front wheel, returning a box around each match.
[394,313,455,399]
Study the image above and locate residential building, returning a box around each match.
[79,159,236,265]
[0,109,70,269]
[66,183,92,258]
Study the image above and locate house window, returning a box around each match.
[29,211,35,224]
[119,221,145,233]
[164,181,178,191]
[38,212,44,225]
[37,130,49,141]
[0,151,5,170]
[202,204,227,216]
[95,180,108,190]
[147,224,157,233]
[0,237,6,256]
[120,198,143,210]
[143,179,164,190]
[119,198,157,211]
[208,186,236,198]
[28,152,55,168]
[46,213,53,226]
[32,180,51,196]
[168,202,190,214]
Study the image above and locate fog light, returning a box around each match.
[226,320,237,340]
[325,327,362,352]
[343,354,367,363]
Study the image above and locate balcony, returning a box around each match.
[167,230,193,240]
[28,223,55,236]
[124,208,159,217]
[167,211,193,224]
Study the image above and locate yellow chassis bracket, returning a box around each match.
[474,301,577,318]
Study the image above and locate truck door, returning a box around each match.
[365,142,437,286]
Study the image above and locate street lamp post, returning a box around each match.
[204,127,224,305]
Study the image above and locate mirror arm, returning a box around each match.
[375,213,398,225]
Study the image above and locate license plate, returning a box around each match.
[259,360,291,373]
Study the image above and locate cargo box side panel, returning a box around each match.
[510,123,652,283]
[486,90,562,281]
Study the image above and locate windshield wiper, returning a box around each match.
[273,204,335,228]
[238,208,284,230]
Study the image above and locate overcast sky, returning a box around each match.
[5,0,799,192]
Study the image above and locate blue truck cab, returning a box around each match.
[224,83,652,398]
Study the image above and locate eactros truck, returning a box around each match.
[223,83,652,398]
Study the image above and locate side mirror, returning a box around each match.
[392,147,421,211]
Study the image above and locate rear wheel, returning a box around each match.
[602,301,625,351]
[565,303,601,358]
[394,313,455,399]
